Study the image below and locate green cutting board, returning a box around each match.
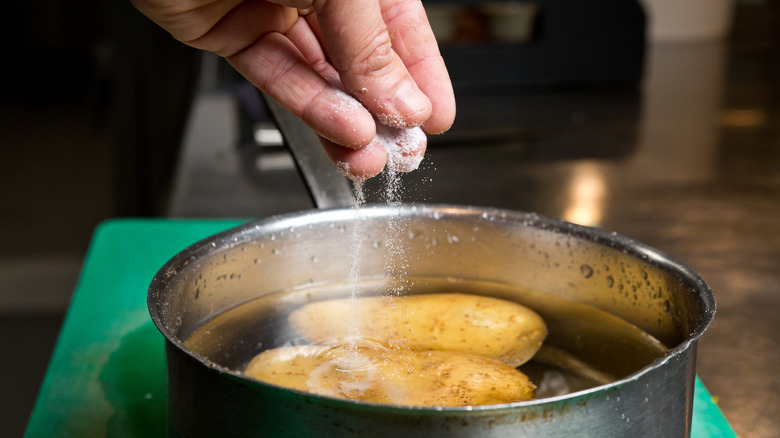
[25,219,736,437]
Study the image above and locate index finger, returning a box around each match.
[312,0,433,129]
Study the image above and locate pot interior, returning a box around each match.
[149,205,714,401]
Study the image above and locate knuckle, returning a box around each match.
[347,30,396,79]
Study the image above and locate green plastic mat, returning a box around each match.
[25,219,737,437]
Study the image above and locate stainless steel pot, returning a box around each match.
[148,204,714,437]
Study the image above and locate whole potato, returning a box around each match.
[288,293,547,367]
[244,343,536,407]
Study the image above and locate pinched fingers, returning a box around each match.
[227,29,376,149]
[132,0,446,178]
[320,136,388,181]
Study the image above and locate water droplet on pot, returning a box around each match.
[580,264,594,278]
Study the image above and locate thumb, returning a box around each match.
[313,0,432,128]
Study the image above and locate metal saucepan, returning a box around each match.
[149,94,713,436]
[148,203,714,437]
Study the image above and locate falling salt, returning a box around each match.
[380,165,413,296]
[326,78,430,380]
[346,180,368,347]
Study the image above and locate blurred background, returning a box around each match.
[2,5,198,434]
[2,0,779,437]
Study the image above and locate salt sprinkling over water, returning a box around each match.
[329,81,427,377]
[346,180,368,347]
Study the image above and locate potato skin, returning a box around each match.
[244,344,536,407]
[288,293,547,367]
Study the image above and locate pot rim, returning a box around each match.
[148,203,716,412]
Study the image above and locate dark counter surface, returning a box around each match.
[169,5,779,437]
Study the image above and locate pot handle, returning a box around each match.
[261,92,354,210]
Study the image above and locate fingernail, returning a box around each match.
[393,81,429,118]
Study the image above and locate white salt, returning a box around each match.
[346,180,367,346]
[374,121,427,173]
[331,88,365,115]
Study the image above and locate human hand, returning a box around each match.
[130,0,456,180]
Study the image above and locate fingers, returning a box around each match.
[312,0,433,129]
[323,121,427,180]
[381,0,456,134]
[227,29,376,148]
[284,13,340,86]
[320,136,388,181]
[131,0,245,43]
[134,0,453,179]
[184,1,297,55]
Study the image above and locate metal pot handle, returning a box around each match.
[261,92,354,209]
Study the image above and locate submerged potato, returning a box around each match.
[244,344,535,407]
[288,293,547,367]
